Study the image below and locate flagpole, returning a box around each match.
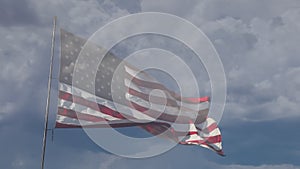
[41,16,57,169]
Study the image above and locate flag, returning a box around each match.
[55,29,224,156]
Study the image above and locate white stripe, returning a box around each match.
[124,65,157,83]
[206,142,222,151]
[124,77,181,104]
[58,99,120,121]
[125,93,193,116]
[126,93,209,124]
[196,118,221,137]
[124,77,210,112]
[125,65,211,107]
[58,84,219,140]
[196,117,216,130]
[200,128,220,137]
[59,83,156,122]
[199,144,210,149]
[56,114,93,126]
[56,114,157,126]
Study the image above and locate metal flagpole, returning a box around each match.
[41,16,57,169]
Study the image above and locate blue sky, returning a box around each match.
[0,0,300,168]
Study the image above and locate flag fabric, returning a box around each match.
[55,29,224,156]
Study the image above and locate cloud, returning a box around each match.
[111,0,142,13]
[186,0,300,24]
[140,0,300,122]
[186,4,300,122]
[66,150,300,169]
[141,0,199,17]
[0,24,51,125]
[1,1,300,169]
[29,0,129,35]
[0,1,130,168]
[0,0,39,26]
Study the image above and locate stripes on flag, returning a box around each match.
[55,29,224,156]
[179,118,224,156]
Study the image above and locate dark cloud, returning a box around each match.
[1,0,300,168]
[111,0,142,13]
[0,0,39,26]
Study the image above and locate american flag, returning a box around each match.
[55,29,224,156]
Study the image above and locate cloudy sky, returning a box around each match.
[1,0,300,168]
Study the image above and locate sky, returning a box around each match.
[0,0,300,168]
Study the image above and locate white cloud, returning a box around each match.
[140,0,300,122]
[1,1,300,168]
[186,3,300,122]
[0,102,16,121]
[30,0,129,35]
[141,0,300,122]
[0,0,130,123]
[141,0,199,17]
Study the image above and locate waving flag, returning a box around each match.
[55,29,224,156]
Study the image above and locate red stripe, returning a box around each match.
[128,88,179,107]
[142,125,221,144]
[129,101,207,124]
[188,131,198,135]
[59,91,127,120]
[128,88,209,119]
[201,142,224,156]
[129,101,181,123]
[125,72,210,104]
[183,140,205,144]
[55,121,170,128]
[179,136,225,156]
[199,123,218,133]
[182,96,210,103]
[206,123,218,132]
[206,135,222,143]
[57,107,107,122]
[181,135,222,146]
[55,122,82,128]
[59,90,208,125]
